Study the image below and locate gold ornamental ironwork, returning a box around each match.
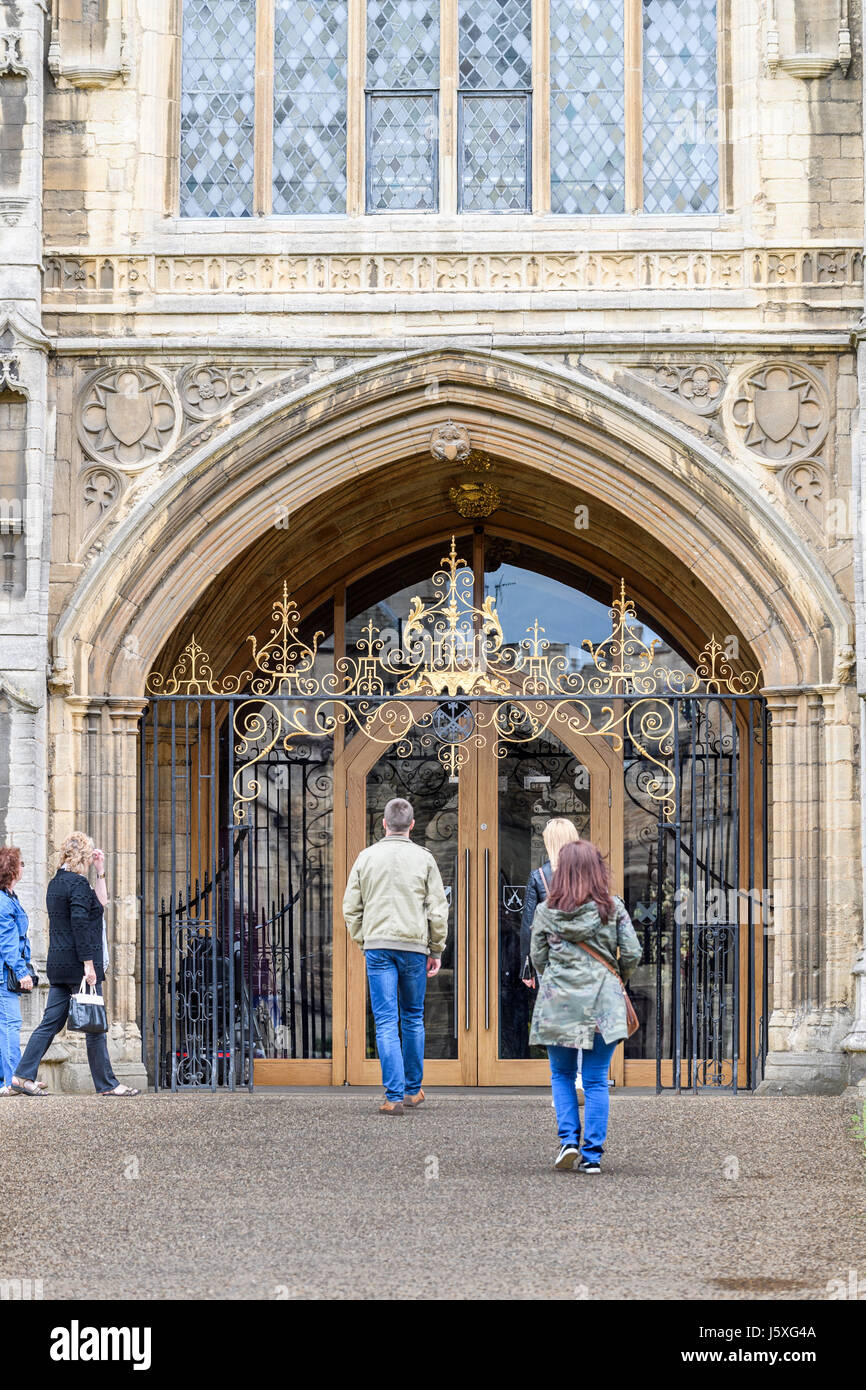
[146,537,760,822]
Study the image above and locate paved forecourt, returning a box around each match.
[0,1092,862,1300]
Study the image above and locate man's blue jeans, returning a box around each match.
[549,1032,618,1163]
[365,949,427,1102]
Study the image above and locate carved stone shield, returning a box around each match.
[105,372,152,447]
[753,369,800,444]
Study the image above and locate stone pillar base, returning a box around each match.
[56,1058,149,1094]
[757,1051,849,1095]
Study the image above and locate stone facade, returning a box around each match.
[1,0,865,1092]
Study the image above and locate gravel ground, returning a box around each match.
[1,1090,863,1300]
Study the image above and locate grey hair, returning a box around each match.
[383,798,414,833]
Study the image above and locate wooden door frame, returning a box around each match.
[342,702,478,1086]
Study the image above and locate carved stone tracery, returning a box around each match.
[178,364,261,422]
[649,362,727,415]
[728,361,829,466]
[77,367,178,471]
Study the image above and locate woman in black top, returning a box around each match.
[11,831,139,1097]
[520,818,582,987]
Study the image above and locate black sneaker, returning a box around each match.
[578,1158,601,1173]
[554,1143,580,1170]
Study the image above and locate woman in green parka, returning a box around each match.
[530,838,641,1173]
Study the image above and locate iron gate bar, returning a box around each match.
[689,699,698,1093]
[748,699,756,1088]
[732,696,740,1092]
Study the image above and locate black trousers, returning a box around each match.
[16,983,118,1092]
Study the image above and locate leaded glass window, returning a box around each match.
[366,0,440,212]
[458,0,532,212]
[642,0,718,214]
[550,1,625,215]
[273,2,348,215]
[177,1,721,219]
[180,0,256,217]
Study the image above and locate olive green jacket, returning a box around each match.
[342,835,449,957]
[529,896,642,1048]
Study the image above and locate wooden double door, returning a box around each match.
[341,705,623,1086]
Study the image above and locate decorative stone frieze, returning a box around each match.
[430,421,471,464]
[782,460,827,524]
[0,351,21,392]
[81,466,123,535]
[77,367,178,471]
[726,362,830,466]
[178,364,261,423]
[0,198,28,227]
[41,247,865,302]
[0,31,28,77]
[640,362,727,415]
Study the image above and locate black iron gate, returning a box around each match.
[138,690,770,1092]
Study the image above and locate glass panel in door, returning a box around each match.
[495,732,592,1063]
[363,732,460,1061]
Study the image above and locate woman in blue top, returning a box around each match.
[0,846,44,1095]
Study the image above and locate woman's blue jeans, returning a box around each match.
[365,949,427,1102]
[548,1032,618,1163]
[0,988,22,1087]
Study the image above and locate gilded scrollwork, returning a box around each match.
[147,539,760,825]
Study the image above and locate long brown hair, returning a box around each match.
[0,846,22,892]
[546,840,614,921]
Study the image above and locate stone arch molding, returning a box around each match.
[51,348,853,699]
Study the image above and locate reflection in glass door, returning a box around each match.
[495,735,592,1063]
[478,718,620,1085]
[363,732,459,1062]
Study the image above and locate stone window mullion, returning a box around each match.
[255,0,275,215]
[347,0,367,214]
[624,0,643,213]
[532,0,550,215]
[440,0,458,215]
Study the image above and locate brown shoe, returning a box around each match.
[379,1099,404,1116]
[404,1089,425,1109]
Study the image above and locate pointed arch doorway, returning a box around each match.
[140,525,768,1093]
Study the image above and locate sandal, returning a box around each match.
[98,1084,141,1097]
[10,1078,47,1097]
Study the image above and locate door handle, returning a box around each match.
[484,847,490,1031]
[464,848,471,1030]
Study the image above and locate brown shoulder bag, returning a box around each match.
[577,939,640,1038]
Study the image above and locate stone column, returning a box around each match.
[47,693,147,1092]
[843,326,866,1093]
[760,683,862,1093]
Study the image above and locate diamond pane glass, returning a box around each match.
[366,0,439,87]
[643,0,718,214]
[459,0,532,89]
[460,95,527,211]
[550,1,625,214]
[180,0,255,217]
[273,1,348,214]
[368,95,437,210]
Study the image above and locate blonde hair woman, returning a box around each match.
[520,819,581,987]
[11,831,139,1097]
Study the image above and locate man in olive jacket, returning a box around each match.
[343,797,449,1115]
